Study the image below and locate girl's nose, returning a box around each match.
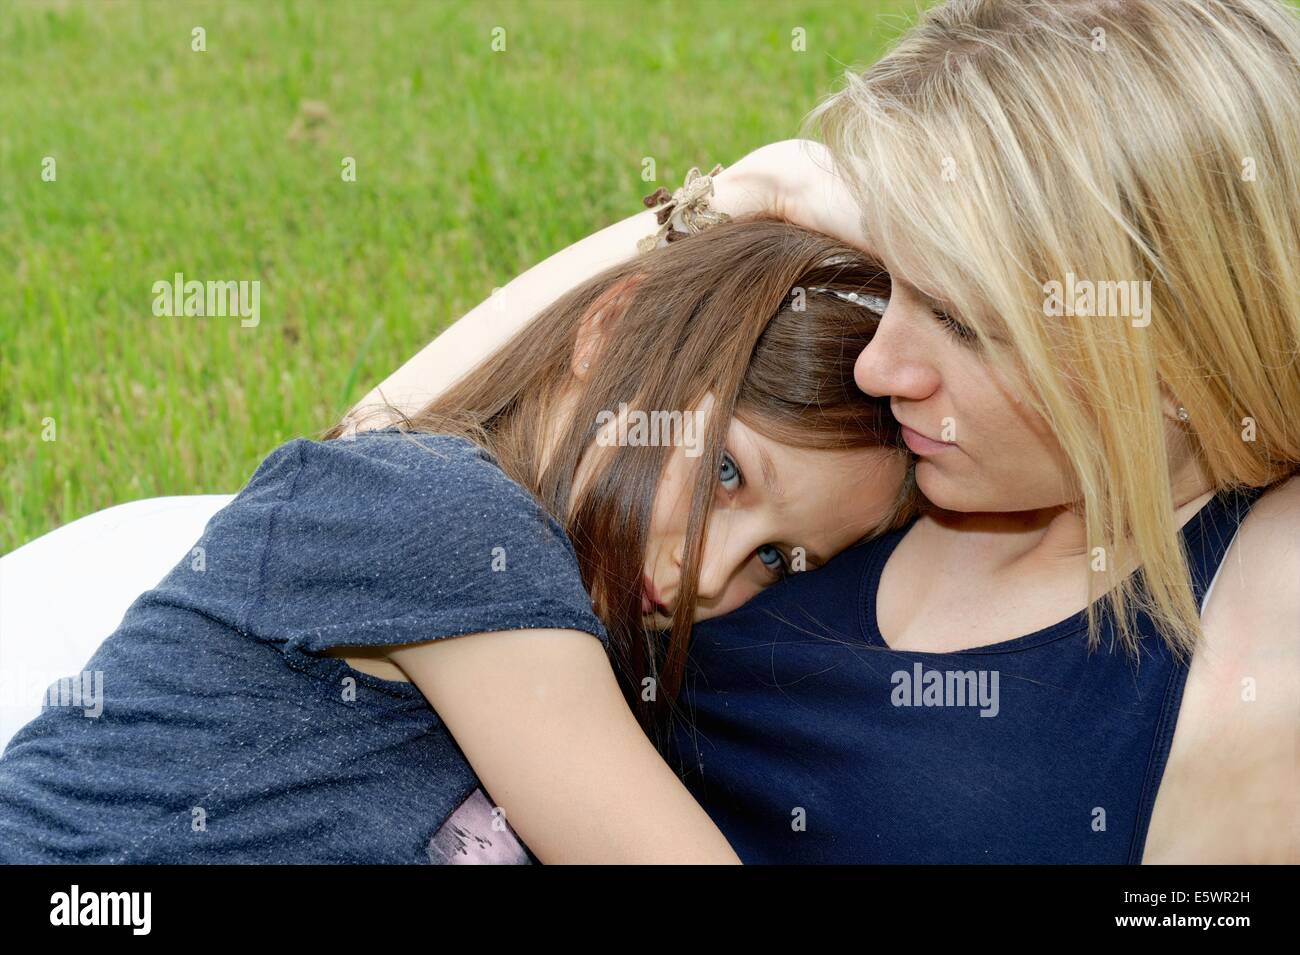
[692,523,760,604]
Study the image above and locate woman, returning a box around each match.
[358,0,1299,863]
[0,217,911,864]
[676,0,1299,862]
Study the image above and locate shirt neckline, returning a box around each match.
[857,490,1230,656]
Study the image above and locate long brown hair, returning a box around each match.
[330,214,915,746]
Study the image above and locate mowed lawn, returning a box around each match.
[0,0,917,552]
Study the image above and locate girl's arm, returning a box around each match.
[389,628,742,864]
[345,139,861,429]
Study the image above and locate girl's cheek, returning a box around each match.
[693,578,762,622]
[651,455,697,530]
[645,481,685,565]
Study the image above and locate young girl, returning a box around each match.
[0,216,912,864]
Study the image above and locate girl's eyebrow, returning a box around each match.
[753,443,785,505]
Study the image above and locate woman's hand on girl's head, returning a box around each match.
[728,139,872,251]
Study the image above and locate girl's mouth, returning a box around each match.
[641,575,667,617]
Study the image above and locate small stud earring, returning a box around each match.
[1176,405,1190,422]
[581,361,590,369]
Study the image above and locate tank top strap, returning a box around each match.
[1179,484,1271,611]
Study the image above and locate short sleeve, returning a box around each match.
[211,431,608,654]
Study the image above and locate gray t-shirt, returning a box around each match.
[0,431,608,863]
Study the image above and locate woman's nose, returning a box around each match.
[854,304,940,401]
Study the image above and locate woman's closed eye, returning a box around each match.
[893,277,980,346]
[717,450,791,580]
[933,308,979,345]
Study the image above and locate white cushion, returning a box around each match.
[0,495,234,751]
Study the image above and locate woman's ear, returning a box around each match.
[1157,383,1190,425]
[572,274,645,380]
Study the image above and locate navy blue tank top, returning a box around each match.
[668,485,1267,863]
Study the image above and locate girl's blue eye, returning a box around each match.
[757,544,788,576]
[718,452,741,491]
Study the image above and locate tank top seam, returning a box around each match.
[1126,656,1191,864]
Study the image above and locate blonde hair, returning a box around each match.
[807,0,1300,656]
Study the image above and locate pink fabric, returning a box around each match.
[427,788,531,864]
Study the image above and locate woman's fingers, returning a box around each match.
[741,138,870,250]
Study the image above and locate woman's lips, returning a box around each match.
[900,423,956,456]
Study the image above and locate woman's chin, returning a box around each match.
[917,464,1065,515]
[915,462,997,514]
[914,461,962,507]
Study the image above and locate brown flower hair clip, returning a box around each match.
[637,163,733,253]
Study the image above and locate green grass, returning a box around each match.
[0,0,920,552]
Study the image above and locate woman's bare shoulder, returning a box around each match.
[1147,475,1299,863]
[1227,475,1300,628]
[1244,472,1300,528]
